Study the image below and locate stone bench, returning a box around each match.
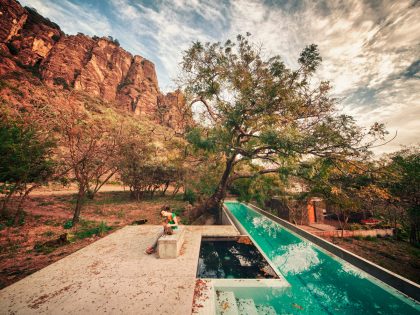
[157,227,185,259]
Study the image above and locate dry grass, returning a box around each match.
[325,236,420,284]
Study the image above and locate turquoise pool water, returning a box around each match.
[224,201,420,315]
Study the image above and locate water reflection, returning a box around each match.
[225,202,420,315]
[197,240,278,279]
[272,242,321,275]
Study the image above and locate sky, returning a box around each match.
[20,0,420,154]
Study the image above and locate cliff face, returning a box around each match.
[0,0,190,132]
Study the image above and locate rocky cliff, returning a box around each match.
[0,0,190,132]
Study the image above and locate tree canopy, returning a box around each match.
[180,34,387,219]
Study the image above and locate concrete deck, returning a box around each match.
[0,225,239,315]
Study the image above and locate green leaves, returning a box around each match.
[179,34,388,210]
[298,44,322,73]
[0,122,55,184]
[186,128,217,152]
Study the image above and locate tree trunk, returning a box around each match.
[172,184,181,197]
[14,184,38,225]
[162,181,170,196]
[1,184,18,217]
[72,186,85,225]
[202,154,236,223]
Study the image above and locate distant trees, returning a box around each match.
[298,158,380,233]
[299,148,419,244]
[118,124,186,200]
[179,34,386,221]
[384,148,419,244]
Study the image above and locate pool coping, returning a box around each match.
[222,204,290,286]
[238,201,420,302]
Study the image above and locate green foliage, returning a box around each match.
[229,178,252,202]
[118,127,185,201]
[16,210,25,226]
[72,220,112,239]
[230,175,283,207]
[183,189,197,205]
[63,220,73,229]
[0,122,55,187]
[42,230,55,237]
[44,219,60,227]
[383,148,420,244]
[96,221,112,236]
[0,115,56,218]
[33,242,56,254]
[179,34,387,215]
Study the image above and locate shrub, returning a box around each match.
[73,221,112,239]
[63,219,73,229]
[34,243,55,254]
[42,230,55,237]
[183,189,196,205]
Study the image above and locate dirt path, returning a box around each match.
[30,184,127,196]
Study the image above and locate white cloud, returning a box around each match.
[20,0,112,36]
[18,0,420,154]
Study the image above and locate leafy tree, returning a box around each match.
[384,148,419,244]
[55,104,122,225]
[0,120,55,222]
[179,34,386,220]
[118,119,186,200]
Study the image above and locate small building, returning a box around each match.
[268,196,326,225]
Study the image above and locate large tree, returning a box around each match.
[180,34,386,220]
[55,103,123,225]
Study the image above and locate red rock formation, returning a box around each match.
[157,91,192,133]
[40,34,96,89]
[117,56,160,115]
[0,0,190,131]
[1,3,63,68]
[74,38,132,101]
[0,0,27,43]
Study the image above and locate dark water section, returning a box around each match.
[197,239,278,279]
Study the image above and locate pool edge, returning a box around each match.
[239,201,420,303]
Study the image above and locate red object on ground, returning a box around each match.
[361,218,381,225]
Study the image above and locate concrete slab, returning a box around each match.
[0,225,241,315]
[158,227,185,259]
[188,225,240,237]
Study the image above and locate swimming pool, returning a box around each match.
[224,201,420,314]
[197,237,278,279]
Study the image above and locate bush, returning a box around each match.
[73,221,112,239]
[364,235,377,241]
[33,242,55,254]
[96,221,111,236]
[63,220,73,229]
[42,230,55,237]
[183,189,196,205]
